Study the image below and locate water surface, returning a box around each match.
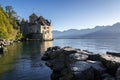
[0,39,120,80]
[0,41,52,80]
[53,39,120,54]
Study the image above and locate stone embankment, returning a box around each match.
[42,46,120,80]
[0,40,15,53]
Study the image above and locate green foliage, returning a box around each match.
[16,30,23,40]
[0,5,22,40]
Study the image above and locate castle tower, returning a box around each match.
[20,19,29,37]
[38,16,53,41]
[40,25,53,41]
[29,13,38,23]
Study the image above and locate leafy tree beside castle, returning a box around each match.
[0,5,22,40]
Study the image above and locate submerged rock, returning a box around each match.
[0,47,7,53]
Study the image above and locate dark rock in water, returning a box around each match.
[47,46,61,52]
[83,50,93,54]
[70,61,94,80]
[70,61,106,80]
[87,53,101,61]
[116,67,120,80]
[42,46,119,80]
[101,54,120,75]
[50,58,65,72]
[0,40,14,54]
[42,47,62,60]
[103,77,115,80]
[0,40,12,47]
[51,72,61,80]
[0,47,7,53]
[78,50,101,61]
[87,60,106,80]
[102,73,115,80]
[41,55,50,60]
[63,47,78,55]
[106,52,120,57]
[69,53,88,61]
[60,68,73,80]
[52,46,61,51]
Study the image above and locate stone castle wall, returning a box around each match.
[20,13,53,41]
[40,25,53,40]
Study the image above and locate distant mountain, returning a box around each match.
[81,23,120,39]
[53,23,120,39]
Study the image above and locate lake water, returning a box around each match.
[0,39,120,80]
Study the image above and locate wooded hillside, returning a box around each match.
[0,5,22,40]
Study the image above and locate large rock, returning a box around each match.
[42,46,62,60]
[69,52,88,61]
[101,54,120,74]
[70,61,94,80]
[79,50,102,61]
[42,46,119,80]
[0,47,7,53]
[62,46,78,55]
[116,67,120,80]
[47,58,65,71]
[106,52,120,57]
[87,53,101,61]
[102,73,115,80]
[0,40,13,53]
[70,61,106,80]
[87,60,106,80]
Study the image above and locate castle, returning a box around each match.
[20,13,53,41]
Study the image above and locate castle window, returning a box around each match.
[45,32,46,34]
[44,27,46,29]
[47,27,49,29]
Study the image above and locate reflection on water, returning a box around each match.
[41,41,52,53]
[0,43,22,75]
[0,41,52,80]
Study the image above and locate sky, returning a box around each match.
[1,0,120,31]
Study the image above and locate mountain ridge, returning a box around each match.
[53,22,120,39]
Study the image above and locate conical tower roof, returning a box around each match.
[29,13,38,18]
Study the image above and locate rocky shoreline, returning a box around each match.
[0,40,20,53]
[42,46,120,80]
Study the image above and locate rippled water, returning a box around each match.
[0,41,52,80]
[0,39,120,80]
[53,39,120,54]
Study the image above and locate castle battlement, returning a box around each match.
[20,13,53,41]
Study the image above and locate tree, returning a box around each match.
[5,6,19,29]
[0,5,23,40]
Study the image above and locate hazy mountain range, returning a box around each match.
[53,23,120,39]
